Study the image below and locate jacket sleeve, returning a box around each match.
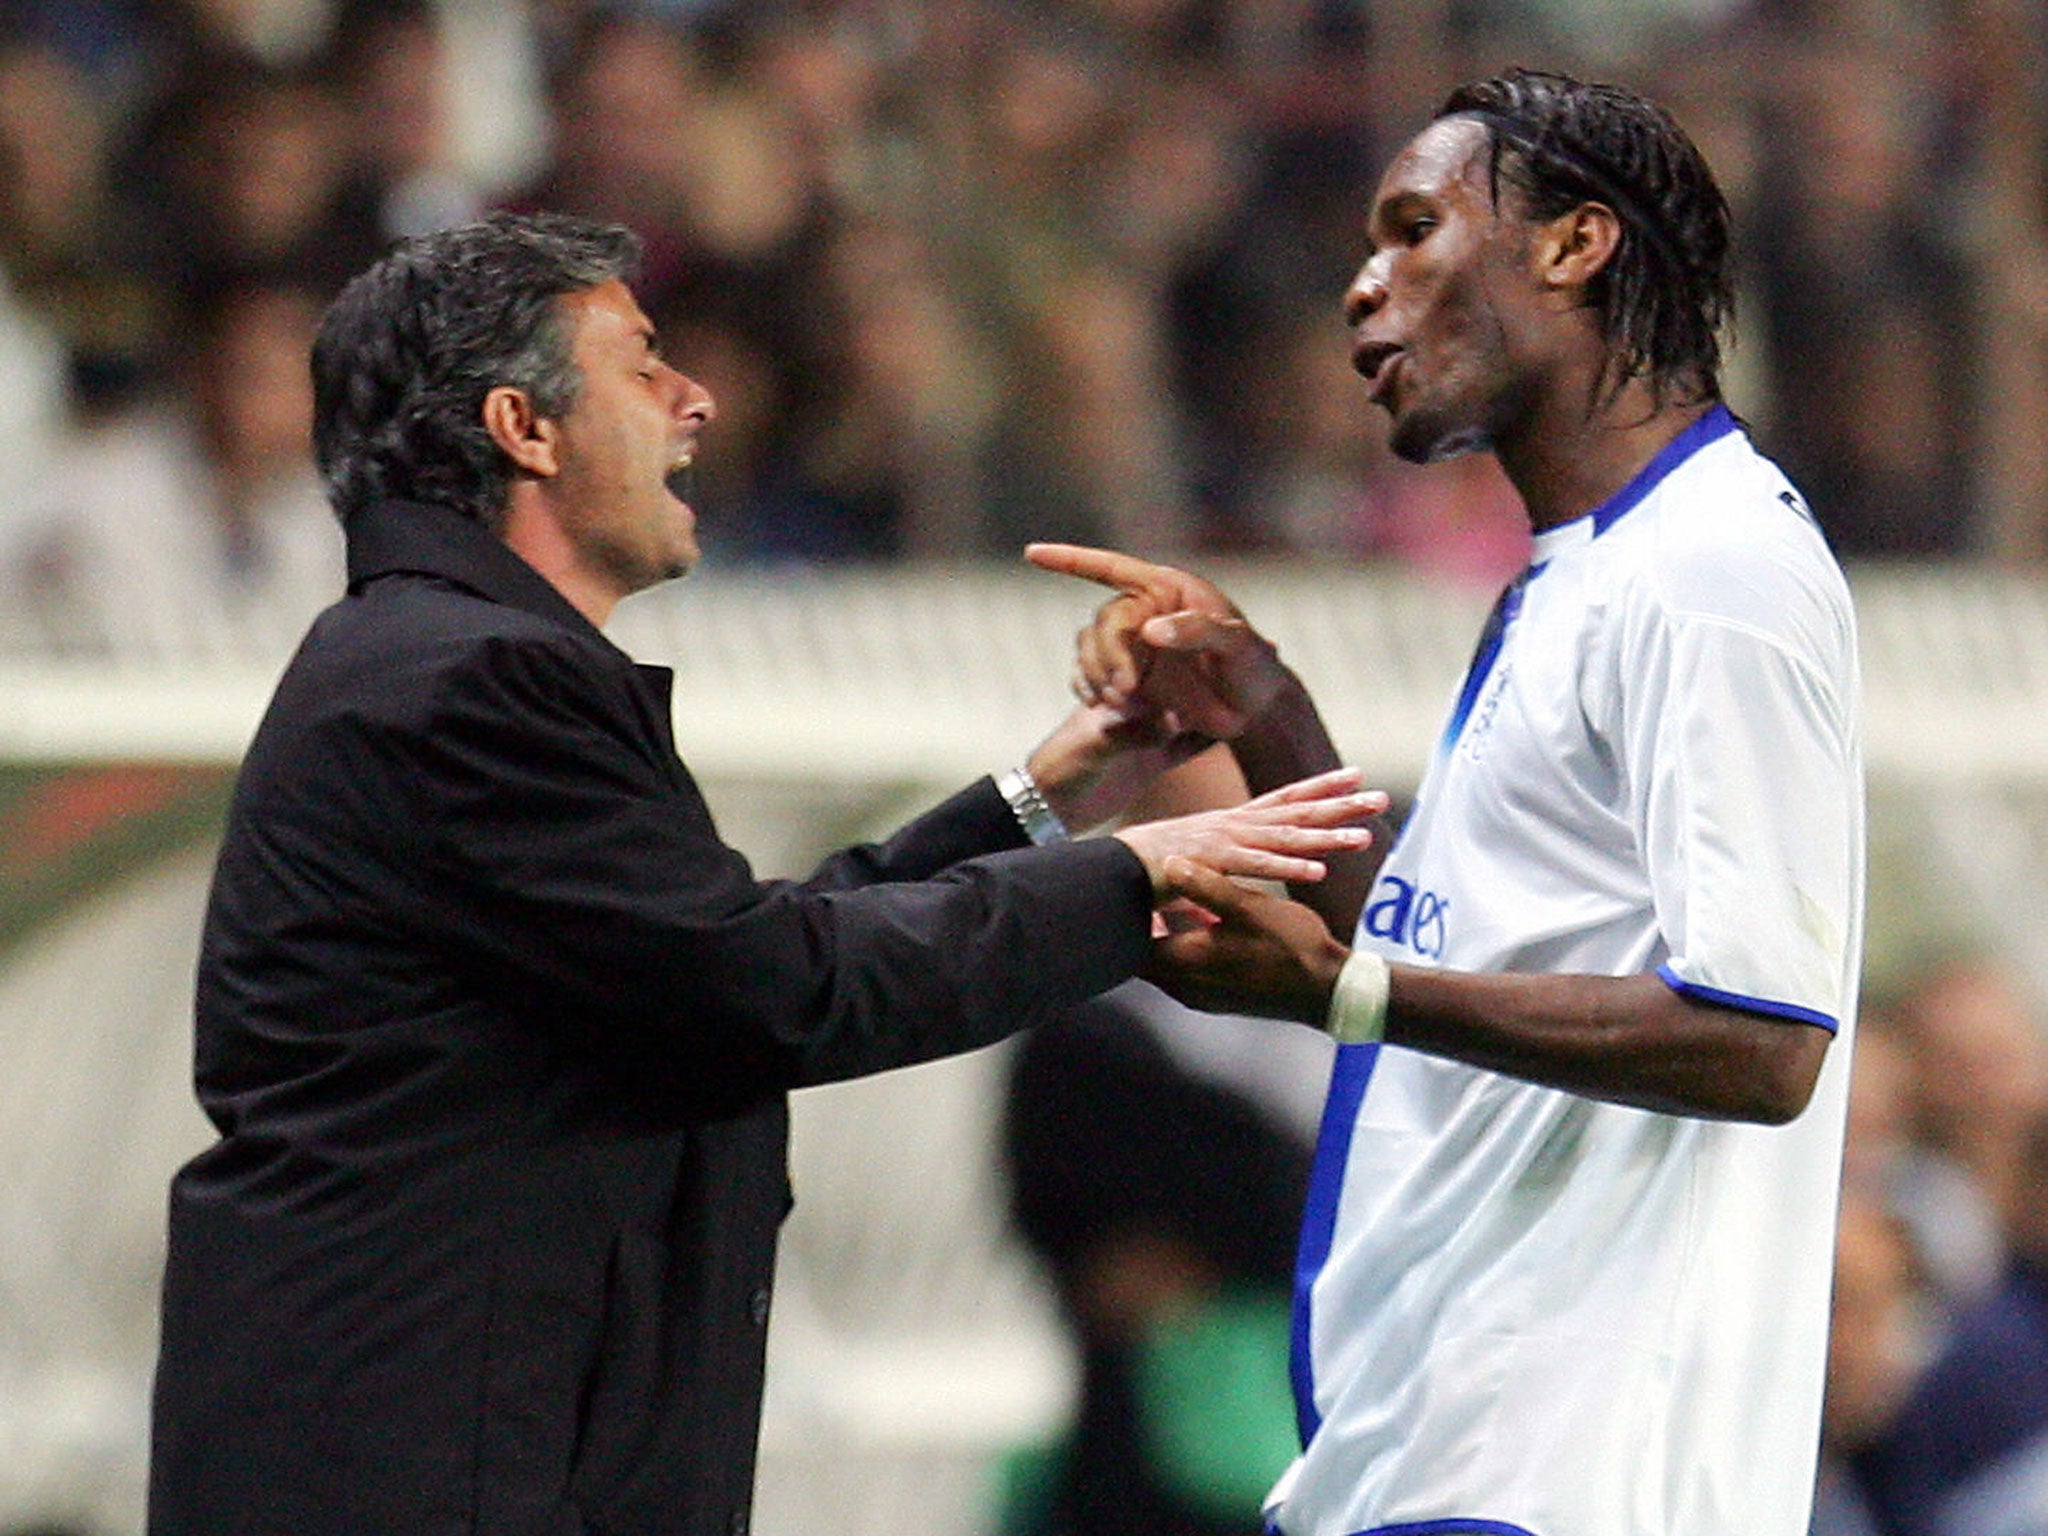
[798,777,1037,894]
[394,633,1155,1088]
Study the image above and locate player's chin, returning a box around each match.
[1390,408,1487,467]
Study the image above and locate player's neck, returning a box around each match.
[1498,379,1712,533]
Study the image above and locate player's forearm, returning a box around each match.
[1231,674,1384,935]
[1227,668,1339,790]
[1383,966,1832,1124]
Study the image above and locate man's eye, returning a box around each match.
[1406,218,1437,244]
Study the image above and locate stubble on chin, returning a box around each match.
[1388,407,1479,466]
[1385,383,1495,466]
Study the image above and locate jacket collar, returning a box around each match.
[344,497,608,645]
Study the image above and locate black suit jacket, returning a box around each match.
[148,499,1153,1536]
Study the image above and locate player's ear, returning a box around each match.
[483,386,561,478]
[1536,202,1623,293]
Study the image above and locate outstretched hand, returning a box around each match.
[1144,856,1353,1025]
[1112,768,1386,894]
[1025,543,1291,742]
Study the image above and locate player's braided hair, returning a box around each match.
[1439,68,1733,407]
[312,212,643,526]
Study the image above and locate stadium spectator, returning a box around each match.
[1849,1106,2048,1535]
[3,275,340,658]
[1894,951,2048,1258]
[1740,34,1979,558]
[1844,1002,2004,1313]
[782,213,996,559]
[0,24,157,399]
[1810,1188,1937,1536]
[325,0,490,242]
[1957,0,2048,565]
[110,51,382,300]
[508,8,823,324]
[0,0,2038,572]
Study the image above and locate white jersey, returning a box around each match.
[1273,407,1865,1536]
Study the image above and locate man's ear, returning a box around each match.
[482,385,560,478]
[1536,202,1623,293]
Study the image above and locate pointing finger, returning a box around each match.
[1025,543,1178,596]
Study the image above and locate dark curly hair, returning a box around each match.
[311,212,643,526]
[1439,68,1733,407]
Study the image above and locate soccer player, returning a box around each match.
[1031,68,1865,1536]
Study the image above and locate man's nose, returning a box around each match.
[672,370,716,427]
[1344,264,1389,326]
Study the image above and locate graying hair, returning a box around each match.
[312,212,644,524]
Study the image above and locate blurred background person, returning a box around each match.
[325,0,493,241]
[2,274,340,658]
[1810,1187,1938,1536]
[1843,1001,2005,1317]
[1894,952,2048,1277]
[1841,959,2048,1536]
[999,988,1314,1536]
[111,51,382,302]
[1739,30,1980,559]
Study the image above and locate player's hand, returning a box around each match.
[1144,856,1352,1024]
[1112,768,1386,893]
[1025,542,1292,742]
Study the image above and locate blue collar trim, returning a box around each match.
[1589,402,1739,536]
[1439,404,1739,758]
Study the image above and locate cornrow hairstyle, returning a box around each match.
[1439,68,1734,407]
[312,212,644,526]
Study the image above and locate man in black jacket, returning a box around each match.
[146,213,1379,1536]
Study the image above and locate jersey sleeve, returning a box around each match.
[1617,571,1862,1032]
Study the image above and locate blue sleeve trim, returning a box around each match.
[1656,962,1838,1033]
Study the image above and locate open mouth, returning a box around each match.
[1353,342,1404,407]
[1353,340,1400,384]
[665,458,698,502]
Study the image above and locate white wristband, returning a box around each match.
[996,765,1069,846]
[1326,949,1392,1045]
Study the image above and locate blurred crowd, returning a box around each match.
[2,0,2048,656]
[1816,951,2048,1536]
